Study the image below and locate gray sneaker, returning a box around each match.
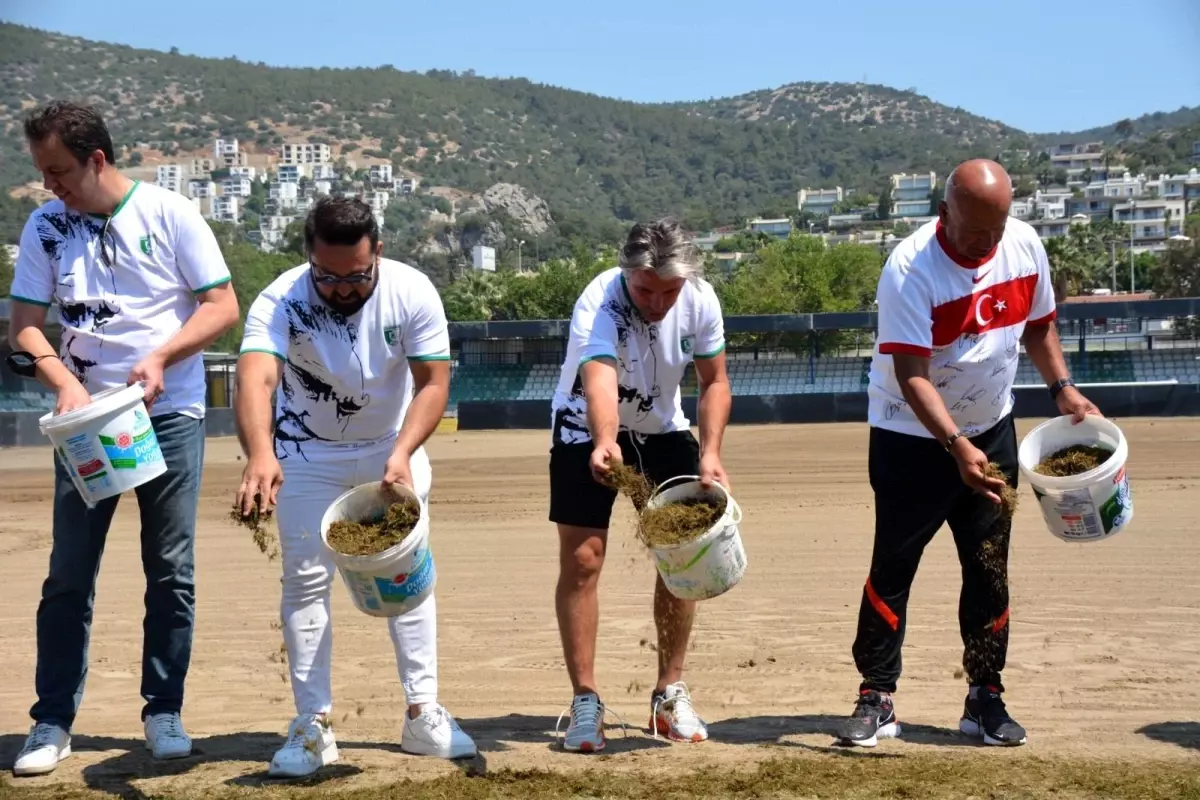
[559,693,605,753]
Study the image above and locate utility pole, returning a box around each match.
[1129,200,1136,294]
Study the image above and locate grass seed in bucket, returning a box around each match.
[326,498,421,556]
[1033,444,1113,477]
[602,463,725,548]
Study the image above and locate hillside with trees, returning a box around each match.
[4,21,1193,239]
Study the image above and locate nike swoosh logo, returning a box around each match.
[972,270,992,284]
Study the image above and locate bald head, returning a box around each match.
[939,159,1013,262]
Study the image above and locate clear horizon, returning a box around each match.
[3,0,1200,133]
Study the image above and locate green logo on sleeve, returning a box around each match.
[139,235,154,256]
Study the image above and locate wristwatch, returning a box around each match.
[944,431,966,451]
[1049,377,1075,399]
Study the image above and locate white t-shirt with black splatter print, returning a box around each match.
[9,181,232,419]
[550,266,726,446]
[239,258,451,463]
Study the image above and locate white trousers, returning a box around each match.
[276,445,437,715]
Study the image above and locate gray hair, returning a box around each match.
[618,218,703,283]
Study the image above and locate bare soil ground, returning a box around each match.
[1,418,1199,798]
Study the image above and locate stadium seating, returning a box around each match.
[3,350,1196,414]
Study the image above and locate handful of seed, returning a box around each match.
[601,462,726,548]
[228,493,280,561]
[326,498,421,556]
[983,462,1019,518]
[1034,445,1113,477]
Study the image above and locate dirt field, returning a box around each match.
[1,418,1199,798]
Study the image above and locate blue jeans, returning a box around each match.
[31,413,205,730]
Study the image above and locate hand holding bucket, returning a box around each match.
[642,475,747,602]
[1017,414,1133,543]
[37,383,167,508]
[318,482,437,618]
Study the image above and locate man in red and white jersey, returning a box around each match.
[837,159,1101,749]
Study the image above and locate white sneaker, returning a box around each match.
[650,682,709,742]
[268,714,338,778]
[12,723,71,776]
[401,704,477,759]
[559,692,605,753]
[144,712,193,759]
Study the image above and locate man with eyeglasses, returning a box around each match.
[6,101,239,777]
[232,196,476,777]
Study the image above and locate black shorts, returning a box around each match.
[548,430,701,529]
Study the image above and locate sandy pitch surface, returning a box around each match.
[1,418,1198,794]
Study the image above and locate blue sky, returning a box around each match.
[5,0,1199,133]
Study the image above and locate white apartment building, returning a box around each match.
[209,195,240,223]
[891,172,936,218]
[269,181,299,212]
[366,191,389,216]
[213,138,239,160]
[276,165,303,183]
[748,218,793,238]
[188,158,214,177]
[311,164,337,181]
[1158,169,1200,203]
[296,196,315,216]
[1087,172,1147,200]
[259,228,285,249]
[262,215,295,232]
[221,177,252,198]
[1012,189,1070,221]
[228,165,258,181]
[187,180,217,199]
[156,165,185,193]
[1112,198,1187,250]
[1048,142,1107,174]
[394,177,419,195]
[797,186,843,216]
[281,142,331,165]
[314,180,333,196]
[368,164,393,185]
[1068,172,1148,220]
[213,138,247,168]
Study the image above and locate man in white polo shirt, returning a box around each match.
[549,218,733,753]
[6,101,239,776]
[234,196,475,778]
[837,159,1101,750]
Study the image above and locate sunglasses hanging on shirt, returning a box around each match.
[5,351,60,378]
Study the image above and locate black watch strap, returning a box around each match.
[1049,378,1075,398]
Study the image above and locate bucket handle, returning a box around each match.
[647,474,742,525]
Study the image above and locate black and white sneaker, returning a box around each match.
[837,689,901,747]
[959,685,1027,746]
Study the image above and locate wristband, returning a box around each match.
[944,431,966,451]
[1049,378,1075,399]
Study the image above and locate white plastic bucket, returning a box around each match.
[319,482,436,618]
[642,475,746,601]
[1017,415,1133,543]
[38,384,166,508]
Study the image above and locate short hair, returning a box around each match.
[618,217,702,283]
[24,101,116,166]
[304,196,380,252]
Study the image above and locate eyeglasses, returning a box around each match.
[309,258,376,286]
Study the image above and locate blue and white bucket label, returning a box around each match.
[373,544,436,603]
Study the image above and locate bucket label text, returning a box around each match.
[374,545,435,603]
[99,425,163,470]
